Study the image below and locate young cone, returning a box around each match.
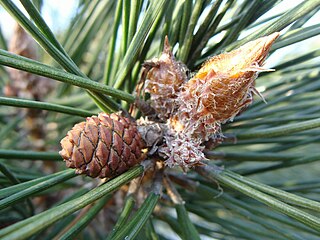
[59,113,145,178]
[143,36,188,120]
[173,32,280,141]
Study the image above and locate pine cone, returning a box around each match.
[172,32,280,141]
[59,113,145,178]
[143,36,188,120]
[6,23,54,100]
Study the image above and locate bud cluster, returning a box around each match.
[60,33,279,176]
[144,33,279,169]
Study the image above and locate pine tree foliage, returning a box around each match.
[0,0,319,239]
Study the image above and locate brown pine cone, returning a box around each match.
[59,113,146,178]
[7,23,55,100]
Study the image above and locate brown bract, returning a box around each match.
[59,113,145,178]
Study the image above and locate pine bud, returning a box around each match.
[159,132,206,171]
[59,113,145,178]
[144,36,188,120]
[173,32,280,141]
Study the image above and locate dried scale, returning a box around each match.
[60,33,280,176]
